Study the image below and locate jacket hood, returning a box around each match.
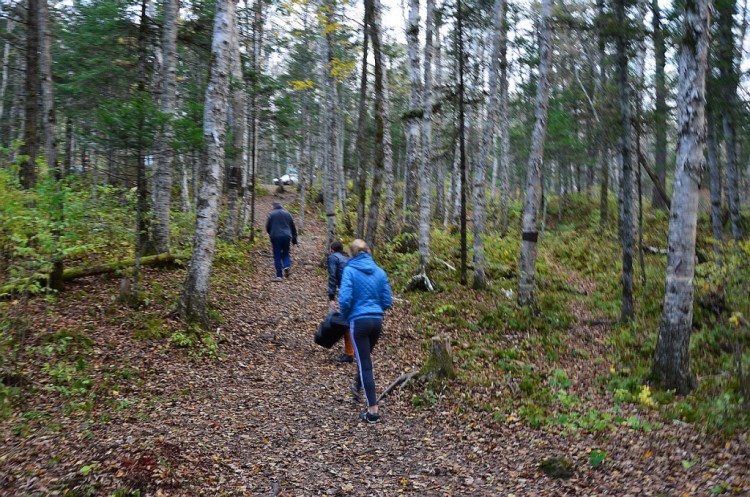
[347,253,377,275]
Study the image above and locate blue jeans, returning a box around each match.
[350,318,383,407]
[270,236,291,277]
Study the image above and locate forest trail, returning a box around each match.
[2,188,748,496]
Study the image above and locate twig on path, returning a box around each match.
[377,370,421,403]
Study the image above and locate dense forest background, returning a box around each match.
[1,0,749,493]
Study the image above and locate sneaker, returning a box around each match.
[359,411,380,424]
[274,276,283,282]
[337,354,354,363]
[350,383,361,402]
[283,267,290,278]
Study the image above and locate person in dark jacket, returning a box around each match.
[338,239,392,423]
[265,202,297,281]
[328,240,352,363]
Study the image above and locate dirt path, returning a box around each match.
[2,188,748,496]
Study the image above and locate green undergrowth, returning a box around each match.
[376,192,750,436]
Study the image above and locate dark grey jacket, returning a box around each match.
[265,206,297,241]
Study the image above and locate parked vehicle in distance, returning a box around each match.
[273,167,298,186]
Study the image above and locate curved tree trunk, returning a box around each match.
[179,0,235,326]
[652,0,711,395]
[517,0,553,307]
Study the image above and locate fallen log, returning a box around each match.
[0,252,188,296]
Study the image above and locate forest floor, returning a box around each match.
[1,188,749,497]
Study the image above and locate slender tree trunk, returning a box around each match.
[248,0,263,243]
[417,0,435,273]
[322,0,338,249]
[365,0,388,250]
[616,0,635,321]
[517,0,553,306]
[433,26,445,224]
[381,54,396,242]
[716,0,742,240]
[179,0,235,326]
[63,117,72,177]
[404,0,422,243]
[0,19,13,141]
[20,0,40,189]
[652,0,711,395]
[458,0,468,284]
[706,107,723,253]
[473,0,503,289]
[355,8,370,240]
[152,0,179,253]
[491,0,509,212]
[597,0,609,226]
[652,0,668,210]
[179,155,191,213]
[223,29,246,241]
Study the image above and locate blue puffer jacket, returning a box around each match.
[338,253,392,322]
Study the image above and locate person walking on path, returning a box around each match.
[328,240,353,363]
[338,239,392,423]
[265,202,297,281]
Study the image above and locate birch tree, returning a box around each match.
[651,0,668,211]
[179,0,236,325]
[321,0,338,250]
[652,0,711,394]
[20,0,40,189]
[403,0,422,240]
[152,0,179,253]
[473,0,503,290]
[354,6,369,239]
[417,0,435,277]
[517,0,553,307]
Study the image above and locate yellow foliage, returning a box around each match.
[288,79,316,91]
[729,312,743,328]
[638,385,655,408]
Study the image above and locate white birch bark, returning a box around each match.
[179,0,235,325]
[497,0,510,234]
[517,0,553,307]
[417,0,434,273]
[473,0,503,290]
[0,19,14,140]
[152,0,179,253]
[382,55,396,241]
[652,0,711,395]
[433,25,446,224]
[404,0,422,238]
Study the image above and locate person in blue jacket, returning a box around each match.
[338,239,392,423]
[265,202,297,281]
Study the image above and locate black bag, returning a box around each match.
[314,312,349,349]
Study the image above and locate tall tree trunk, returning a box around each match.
[152,0,179,253]
[0,18,13,142]
[322,0,338,250]
[706,107,723,253]
[20,0,40,189]
[652,0,711,395]
[179,155,191,213]
[63,116,72,177]
[381,53,396,242]
[473,0,503,289]
[417,0,435,274]
[517,0,553,306]
[248,0,263,243]
[433,25,445,224]
[497,0,511,237]
[597,0,609,226]
[365,0,388,250]
[179,0,235,326]
[457,0,468,284]
[616,0,635,322]
[652,0,668,210]
[403,0,422,244]
[355,7,370,240]
[716,0,742,240]
[222,26,246,241]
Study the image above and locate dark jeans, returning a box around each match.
[350,318,383,407]
[270,236,291,277]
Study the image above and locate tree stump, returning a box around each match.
[422,334,456,381]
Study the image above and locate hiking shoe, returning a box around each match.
[350,383,361,402]
[274,276,283,282]
[337,354,354,363]
[359,411,380,424]
[283,266,291,278]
